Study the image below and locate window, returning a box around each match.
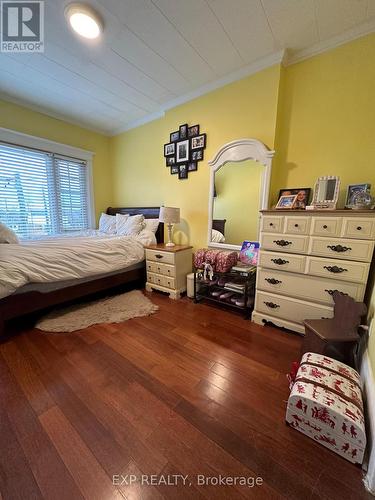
[0,141,91,238]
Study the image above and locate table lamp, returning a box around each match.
[159,206,180,247]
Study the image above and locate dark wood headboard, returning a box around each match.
[106,207,164,243]
[213,219,226,236]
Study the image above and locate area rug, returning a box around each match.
[36,290,159,333]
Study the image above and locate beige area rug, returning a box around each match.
[36,290,159,333]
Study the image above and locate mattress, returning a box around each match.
[12,261,144,296]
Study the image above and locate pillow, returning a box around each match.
[0,223,19,244]
[211,229,225,243]
[116,213,145,236]
[136,229,157,246]
[144,218,160,234]
[98,213,117,234]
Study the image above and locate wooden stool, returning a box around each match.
[302,291,367,367]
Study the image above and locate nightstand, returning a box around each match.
[145,244,193,299]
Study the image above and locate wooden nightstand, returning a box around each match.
[145,244,193,299]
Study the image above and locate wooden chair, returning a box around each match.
[302,291,367,367]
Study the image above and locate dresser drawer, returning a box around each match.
[147,272,164,287]
[258,250,306,273]
[309,236,374,262]
[255,291,333,324]
[146,249,175,265]
[163,276,176,289]
[260,233,309,254]
[306,256,370,284]
[148,261,175,277]
[311,217,342,237]
[342,217,375,240]
[257,268,365,305]
[284,216,310,235]
[261,215,284,233]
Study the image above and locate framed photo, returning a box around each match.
[191,134,206,150]
[188,125,199,138]
[188,161,197,172]
[171,165,179,175]
[276,194,298,210]
[278,188,311,209]
[192,149,203,161]
[179,124,188,140]
[170,131,179,142]
[176,139,189,163]
[166,157,175,167]
[178,164,188,179]
[164,142,175,157]
[346,183,371,207]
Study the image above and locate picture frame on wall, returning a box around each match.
[164,142,175,157]
[192,149,203,161]
[179,124,188,140]
[178,164,188,179]
[278,188,311,209]
[276,194,298,209]
[188,125,199,138]
[166,157,175,166]
[170,131,179,142]
[345,183,371,207]
[171,165,179,174]
[191,133,206,150]
[176,139,189,163]
[188,161,197,171]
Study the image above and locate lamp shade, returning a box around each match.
[159,206,180,224]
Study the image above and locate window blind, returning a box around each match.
[0,142,89,238]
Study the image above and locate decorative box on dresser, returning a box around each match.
[252,210,375,334]
[145,244,192,299]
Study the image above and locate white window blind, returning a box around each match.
[0,142,89,238]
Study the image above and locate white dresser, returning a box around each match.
[145,244,192,299]
[252,210,375,334]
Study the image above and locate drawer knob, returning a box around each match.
[271,258,289,265]
[264,301,280,309]
[273,239,292,247]
[265,278,282,285]
[357,226,362,231]
[323,265,348,274]
[155,254,163,259]
[323,225,328,229]
[327,244,352,253]
[325,289,349,296]
[269,222,274,226]
[294,223,299,228]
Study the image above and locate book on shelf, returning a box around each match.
[231,265,256,274]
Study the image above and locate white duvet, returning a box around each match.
[0,230,156,299]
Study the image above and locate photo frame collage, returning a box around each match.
[164,123,206,179]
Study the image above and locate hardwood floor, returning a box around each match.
[0,292,371,500]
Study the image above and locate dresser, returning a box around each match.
[252,210,375,334]
[145,244,192,299]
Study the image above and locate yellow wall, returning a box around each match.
[213,160,263,244]
[0,99,111,220]
[110,64,282,248]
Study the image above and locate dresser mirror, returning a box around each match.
[312,176,340,209]
[207,139,274,250]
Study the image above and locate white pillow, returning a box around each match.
[136,229,157,246]
[99,213,117,234]
[211,229,225,243]
[144,218,160,234]
[116,213,145,236]
[0,222,19,244]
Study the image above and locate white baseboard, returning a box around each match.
[361,350,375,495]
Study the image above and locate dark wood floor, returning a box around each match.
[0,292,371,500]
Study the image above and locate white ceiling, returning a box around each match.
[0,0,374,135]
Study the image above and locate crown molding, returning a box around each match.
[114,50,285,135]
[285,18,375,66]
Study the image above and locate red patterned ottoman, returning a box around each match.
[286,353,366,464]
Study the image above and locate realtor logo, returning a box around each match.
[1,1,44,52]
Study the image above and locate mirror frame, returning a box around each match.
[207,138,274,250]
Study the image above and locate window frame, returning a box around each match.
[0,127,95,232]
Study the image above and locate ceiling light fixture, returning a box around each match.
[65,3,103,39]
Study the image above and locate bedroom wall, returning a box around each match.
[110,64,282,248]
[0,99,111,220]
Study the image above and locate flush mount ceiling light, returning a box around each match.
[65,3,103,39]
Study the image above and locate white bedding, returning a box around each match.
[0,230,156,299]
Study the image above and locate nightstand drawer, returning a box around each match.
[163,276,176,289]
[146,249,175,265]
[147,272,164,286]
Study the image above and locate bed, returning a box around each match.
[0,206,163,336]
